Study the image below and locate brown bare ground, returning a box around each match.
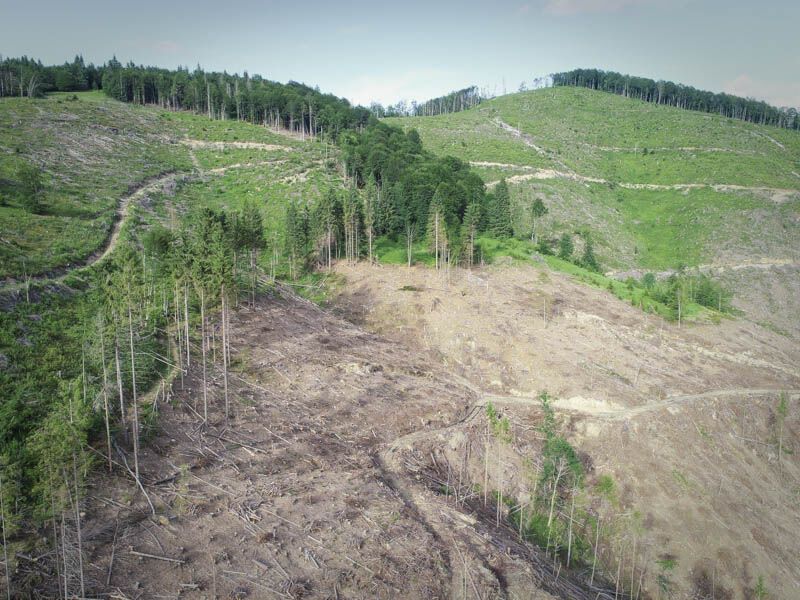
[333,263,800,599]
[67,287,590,599]
[47,260,799,599]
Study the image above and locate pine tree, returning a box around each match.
[363,176,378,262]
[342,186,361,265]
[490,179,513,238]
[530,197,548,241]
[580,236,600,272]
[558,233,574,260]
[315,188,340,270]
[284,201,309,279]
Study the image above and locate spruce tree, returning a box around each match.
[461,201,482,268]
[530,197,548,241]
[558,233,574,260]
[490,179,513,238]
[580,236,600,272]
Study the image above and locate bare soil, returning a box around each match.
[62,287,597,599]
[333,263,800,599]
[36,260,799,599]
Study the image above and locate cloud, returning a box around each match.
[543,0,647,16]
[518,4,532,14]
[724,74,800,108]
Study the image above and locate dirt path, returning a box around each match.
[208,159,288,174]
[605,258,800,280]
[180,139,294,152]
[580,142,759,155]
[0,172,184,294]
[482,388,800,421]
[481,163,800,200]
[493,119,575,173]
[493,119,548,156]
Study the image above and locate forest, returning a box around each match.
[369,86,484,118]
[0,55,371,138]
[552,68,800,130]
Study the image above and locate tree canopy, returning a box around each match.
[552,68,799,130]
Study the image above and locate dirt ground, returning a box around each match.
[332,263,800,599]
[61,287,592,600]
[37,260,799,599]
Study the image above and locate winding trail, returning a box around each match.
[493,119,574,173]
[486,121,799,201]
[1,171,184,293]
[180,139,293,152]
[1,138,300,294]
[480,162,800,200]
[605,258,800,281]
[482,388,800,421]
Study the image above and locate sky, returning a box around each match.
[2,0,799,108]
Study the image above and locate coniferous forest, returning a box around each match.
[552,68,800,130]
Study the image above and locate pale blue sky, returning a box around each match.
[2,0,798,107]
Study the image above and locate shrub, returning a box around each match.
[17,161,45,213]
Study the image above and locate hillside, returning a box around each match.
[385,86,800,336]
[385,87,800,262]
[1,82,798,600]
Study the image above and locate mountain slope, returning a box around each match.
[386,87,800,269]
[386,86,800,336]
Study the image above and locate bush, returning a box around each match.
[17,161,45,213]
[557,233,573,260]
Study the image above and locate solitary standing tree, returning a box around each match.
[558,233,574,261]
[363,176,377,263]
[462,201,481,268]
[530,197,548,242]
[490,179,513,238]
[426,191,448,270]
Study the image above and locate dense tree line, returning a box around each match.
[552,68,800,130]
[100,59,371,138]
[0,55,371,139]
[370,86,484,118]
[0,55,102,98]
[336,121,515,267]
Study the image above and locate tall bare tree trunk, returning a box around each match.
[128,305,140,483]
[221,285,230,420]
[200,289,208,423]
[174,283,184,389]
[184,285,191,368]
[99,330,113,472]
[72,456,85,598]
[114,332,127,443]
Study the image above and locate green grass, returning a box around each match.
[0,91,346,279]
[0,92,193,278]
[373,236,435,266]
[386,87,800,272]
[385,110,556,169]
[156,110,302,145]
